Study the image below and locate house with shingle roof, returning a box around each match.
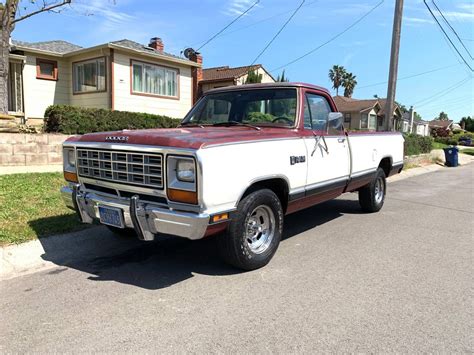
[333,96,403,131]
[7,37,202,122]
[199,64,275,94]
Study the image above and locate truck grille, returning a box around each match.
[76,148,163,189]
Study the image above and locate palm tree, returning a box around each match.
[342,72,357,98]
[328,65,346,96]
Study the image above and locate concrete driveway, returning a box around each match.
[1,164,472,353]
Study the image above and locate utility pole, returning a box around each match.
[384,0,404,131]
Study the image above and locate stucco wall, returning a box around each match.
[112,51,193,118]
[23,54,70,119]
[236,67,275,85]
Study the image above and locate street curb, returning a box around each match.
[1,160,472,281]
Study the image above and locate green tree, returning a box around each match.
[342,72,357,98]
[414,112,422,122]
[245,70,262,84]
[328,65,346,96]
[436,111,449,120]
[459,116,474,132]
[1,0,71,115]
[276,70,289,82]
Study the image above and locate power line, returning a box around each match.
[357,63,461,89]
[197,0,261,52]
[423,0,473,72]
[190,1,318,48]
[250,0,306,65]
[431,0,473,60]
[270,0,384,72]
[413,76,472,108]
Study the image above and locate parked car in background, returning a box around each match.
[61,83,404,270]
[458,136,472,146]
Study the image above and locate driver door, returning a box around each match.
[303,91,350,198]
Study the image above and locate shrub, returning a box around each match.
[403,134,433,156]
[431,127,450,138]
[434,136,458,146]
[44,105,181,134]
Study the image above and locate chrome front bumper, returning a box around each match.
[61,185,210,241]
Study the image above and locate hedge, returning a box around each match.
[434,132,474,146]
[44,105,181,134]
[403,134,433,156]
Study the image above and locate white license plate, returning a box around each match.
[98,206,124,228]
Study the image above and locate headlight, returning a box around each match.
[176,159,195,182]
[67,149,76,168]
[63,148,76,172]
[63,147,78,183]
[167,156,197,205]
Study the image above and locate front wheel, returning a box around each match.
[358,168,386,213]
[218,189,284,270]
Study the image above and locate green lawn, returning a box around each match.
[460,148,474,156]
[432,141,449,150]
[0,172,90,245]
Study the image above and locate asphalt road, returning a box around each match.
[1,165,473,353]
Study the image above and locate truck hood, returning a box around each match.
[66,126,300,149]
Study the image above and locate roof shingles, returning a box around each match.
[12,40,82,54]
[202,64,262,82]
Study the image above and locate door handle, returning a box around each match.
[337,138,346,143]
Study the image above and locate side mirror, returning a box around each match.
[328,112,344,130]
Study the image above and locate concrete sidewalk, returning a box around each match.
[0,164,62,175]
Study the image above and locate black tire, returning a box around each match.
[106,225,137,237]
[218,189,284,271]
[359,167,386,213]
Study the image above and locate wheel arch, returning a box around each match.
[378,156,393,177]
[236,176,290,213]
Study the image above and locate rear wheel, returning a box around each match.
[359,167,386,213]
[218,189,283,270]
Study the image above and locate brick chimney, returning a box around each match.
[189,52,203,104]
[148,37,164,52]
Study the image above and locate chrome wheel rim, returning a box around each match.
[245,205,275,254]
[374,177,384,204]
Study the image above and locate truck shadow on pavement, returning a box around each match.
[34,198,362,290]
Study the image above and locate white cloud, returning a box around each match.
[222,0,262,17]
[442,10,474,22]
[404,16,434,24]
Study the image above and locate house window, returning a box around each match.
[361,114,368,129]
[132,60,178,97]
[8,61,23,113]
[369,114,377,130]
[343,113,351,129]
[73,57,106,93]
[36,59,57,80]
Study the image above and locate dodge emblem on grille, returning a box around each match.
[105,136,129,142]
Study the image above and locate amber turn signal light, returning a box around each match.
[63,171,78,183]
[212,213,228,223]
[167,188,198,205]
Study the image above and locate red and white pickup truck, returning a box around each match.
[61,83,404,270]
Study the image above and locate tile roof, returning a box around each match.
[202,64,262,81]
[333,96,400,117]
[333,96,380,113]
[12,39,82,54]
[429,120,453,128]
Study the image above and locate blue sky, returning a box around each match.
[10,0,474,121]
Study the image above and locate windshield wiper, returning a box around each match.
[212,121,261,131]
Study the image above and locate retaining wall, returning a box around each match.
[0,134,72,166]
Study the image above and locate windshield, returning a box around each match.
[182,88,298,127]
